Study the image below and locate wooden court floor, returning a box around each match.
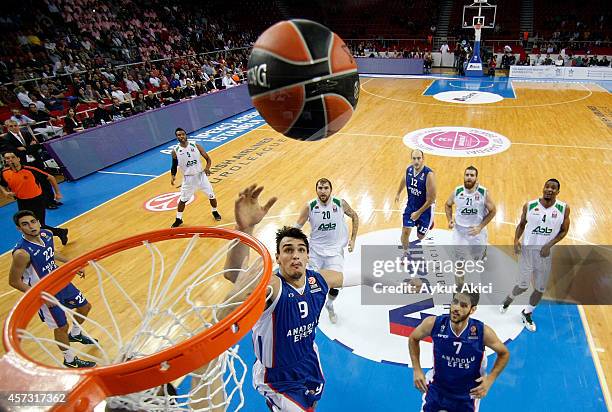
[0,77,610,402]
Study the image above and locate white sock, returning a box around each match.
[524,304,536,314]
[212,207,218,212]
[176,212,183,219]
[70,323,82,336]
[63,349,75,363]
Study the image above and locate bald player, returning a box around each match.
[395,149,436,257]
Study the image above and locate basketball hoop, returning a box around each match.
[1,227,273,411]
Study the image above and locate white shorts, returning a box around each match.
[518,247,552,292]
[452,225,487,261]
[180,172,215,203]
[309,248,345,272]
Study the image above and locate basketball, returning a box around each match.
[247,19,359,141]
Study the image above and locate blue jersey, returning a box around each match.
[13,229,58,287]
[251,269,329,369]
[429,314,486,396]
[405,165,432,211]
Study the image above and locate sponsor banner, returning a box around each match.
[160,111,265,154]
[510,65,612,80]
[433,91,503,104]
[403,126,511,157]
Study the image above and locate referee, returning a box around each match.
[1,151,68,245]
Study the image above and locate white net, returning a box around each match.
[15,233,269,411]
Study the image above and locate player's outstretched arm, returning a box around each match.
[8,250,31,293]
[294,204,309,229]
[409,315,436,393]
[342,199,359,252]
[220,185,278,317]
[514,203,528,254]
[470,324,510,399]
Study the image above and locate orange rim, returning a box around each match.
[2,226,273,410]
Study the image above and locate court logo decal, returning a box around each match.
[433,91,503,104]
[144,192,195,212]
[403,127,511,157]
[318,228,524,367]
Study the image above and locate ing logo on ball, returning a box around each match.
[247,64,269,88]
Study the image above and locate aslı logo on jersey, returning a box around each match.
[460,207,478,215]
[532,226,553,235]
[318,228,524,368]
[317,222,337,231]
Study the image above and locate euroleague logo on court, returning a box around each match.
[433,91,503,104]
[143,192,195,212]
[403,127,511,157]
[317,228,524,368]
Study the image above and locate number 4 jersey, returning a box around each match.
[522,199,566,246]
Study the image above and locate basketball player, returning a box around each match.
[395,149,436,256]
[8,210,97,368]
[170,127,221,227]
[500,179,570,332]
[409,292,510,412]
[222,184,370,411]
[445,166,496,284]
[294,178,359,324]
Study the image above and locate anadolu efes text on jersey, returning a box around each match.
[251,269,329,369]
[523,199,566,246]
[406,165,432,211]
[428,314,486,396]
[13,229,58,287]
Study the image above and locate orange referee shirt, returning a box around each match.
[0,166,49,200]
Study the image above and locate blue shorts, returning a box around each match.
[403,205,434,236]
[422,384,479,412]
[254,350,324,411]
[38,283,88,329]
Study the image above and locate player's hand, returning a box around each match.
[514,241,521,255]
[17,147,26,151]
[540,244,551,258]
[348,239,355,253]
[170,176,176,186]
[5,191,16,199]
[235,184,277,230]
[204,168,211,176]
[394,193,400,204]
[470,375,493,398]
[413,368,428,393]
[448,219,455,229]
[468,225,482,236]
[410,211,420,221]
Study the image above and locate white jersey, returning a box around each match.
[454,185,488,227]
[308,197,348,257]
[522,199,566,246]
[174,142,202,176]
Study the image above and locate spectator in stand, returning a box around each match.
[109,96,132,120]
[149,72,162,88]
[77,87,97,104]
[10,109,36,128]
[555,55,565,66]
[132,92,147,114]
[440,42,450,54]
[222,72,237,89]
[110,85,131,104]
[15,87,34,108]
[488,55,497,77]
[544,54,553,65]
[63,108,84,135]
[182,80,196,98]
[159,83,177,105]
[194,80,207,96]
[93,100,112,125]
[532,53,544,66]
[501,51,516,70]
[125,75,141,93]
[29,95,48,111]
[26,104,63,139]
[145,90,161,109]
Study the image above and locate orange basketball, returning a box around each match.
[247,19,359,141]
